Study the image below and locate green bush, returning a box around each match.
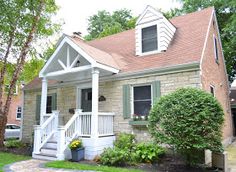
[134,142,165,163]
[5,140,26,148]
[114,133,136,150]
[100,133,165,166]
[100,147,130,166]
[148,88,224,165]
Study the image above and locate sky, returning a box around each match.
[55,0,181,36]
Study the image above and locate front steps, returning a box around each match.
[33,134,116,161]
[33,135,58,161]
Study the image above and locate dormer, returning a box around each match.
[135,6,176,56]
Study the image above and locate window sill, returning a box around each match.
[129,120,148,126]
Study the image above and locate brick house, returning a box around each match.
[21,6,233,160]
[4,84,23,126]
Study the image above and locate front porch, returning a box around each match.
[32,36,119,160]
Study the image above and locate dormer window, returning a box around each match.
[142,25,158,53]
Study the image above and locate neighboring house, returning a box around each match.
[230,86,236,136]
[4,84,23,126]
[21,6,233,161]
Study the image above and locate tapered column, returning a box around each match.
[91,68,99,138]
[40,77,48,125]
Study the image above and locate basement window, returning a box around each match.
[142,25,158,53]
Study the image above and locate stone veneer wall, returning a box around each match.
[22,70,200,143]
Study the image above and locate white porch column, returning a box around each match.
[40,77,48,125]
[91,68,99,138]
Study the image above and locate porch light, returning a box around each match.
[99,95,106,102]
[75,60,80,67]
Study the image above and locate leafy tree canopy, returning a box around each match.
[84,9,137,40]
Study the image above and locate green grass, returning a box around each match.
[46,161,144,172]
[0,152,31,172]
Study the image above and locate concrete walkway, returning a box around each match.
[226,141,236,172]
[3,159,94,172]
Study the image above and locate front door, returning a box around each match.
[81,88,92,112]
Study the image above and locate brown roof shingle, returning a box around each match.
[87,7,213,73]
[25,7,214,90]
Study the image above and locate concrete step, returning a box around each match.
[43,141,57,149]
[41,148,57,155]
[33,153,57,161]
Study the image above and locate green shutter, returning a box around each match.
[123,84,131,119]
[152,81,161,105]
[36,95,41,125]
[51,93,57,110]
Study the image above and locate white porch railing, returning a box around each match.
[33,111,59,154]
[98,112,114,136]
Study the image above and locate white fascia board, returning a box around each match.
[45,65,92,77]
[136,5,163,25]
[64,37,96,65]
[93,63,119,74]
[39,38,67,77]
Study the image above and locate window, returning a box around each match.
[210,85,215,97]
[213,35,219,63]
[133,85,152,116]
[16,106,22,120]
[142,25,157,53]
[46,96,53,113]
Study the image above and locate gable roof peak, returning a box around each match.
[136,5,164,25]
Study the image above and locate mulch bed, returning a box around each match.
[78,153,221,172]
[0,144,32,156]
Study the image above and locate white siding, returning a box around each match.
[135,6,176,56]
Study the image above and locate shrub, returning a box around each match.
[148,88,224,165]
[134,142,165,163]
[114,133,136,150]
[5,140,25,148]
[100,133,165,166]
[100,147,130,166]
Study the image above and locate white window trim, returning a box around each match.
[213,34,219,64]
[131,83,153,118]
[5,85,18,95]
[16,106,22,120]
[137,20,161,56]
[210,85,215,97]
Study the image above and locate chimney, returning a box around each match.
[72,31,84,41]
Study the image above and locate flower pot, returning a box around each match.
[71,147,85,162]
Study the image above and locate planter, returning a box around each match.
[71,147,85,162]
[129,120,148,126]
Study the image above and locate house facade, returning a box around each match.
[230,86,236,136]
[21,6,233,160]
[4,84,22,126]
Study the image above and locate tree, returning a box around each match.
[148,88,224,165]
[174,0,236,82]
[0,0,60,146]
[84,9,136,40]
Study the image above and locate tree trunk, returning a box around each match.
[0,114,7,147]
[0,0,45,147]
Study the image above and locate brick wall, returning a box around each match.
[200,14,233,145]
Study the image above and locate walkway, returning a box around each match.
[226,140,236,172]
[3,159,94,172]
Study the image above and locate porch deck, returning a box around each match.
[33,110,115,160]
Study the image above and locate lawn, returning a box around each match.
[46,161,144,172]
[0,152,30,172]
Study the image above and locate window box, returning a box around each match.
[129,120,148,126]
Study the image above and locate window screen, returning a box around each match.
[142,25,157,53]
[133,85,151,116]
